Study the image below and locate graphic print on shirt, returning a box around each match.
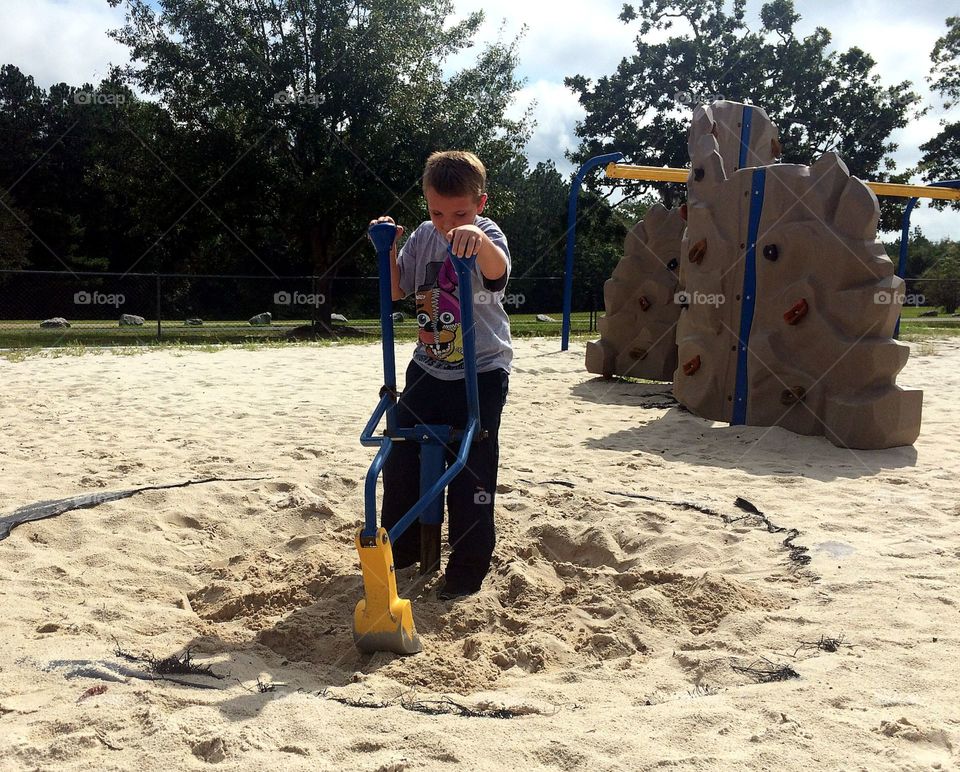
[415,256,463,365]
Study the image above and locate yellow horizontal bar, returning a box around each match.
[867,181,960,200]
[604,163,960,201]
[606,163,687,183]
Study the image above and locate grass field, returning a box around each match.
[0,312,591,349]
[1,308,956,350]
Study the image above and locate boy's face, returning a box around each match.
[424,186,487,236]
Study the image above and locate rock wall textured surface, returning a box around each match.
[674,128,922,449]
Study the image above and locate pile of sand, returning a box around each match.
[1,338,957,770]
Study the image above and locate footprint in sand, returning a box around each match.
[162,513,203,530]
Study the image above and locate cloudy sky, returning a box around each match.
[0,0,956,237]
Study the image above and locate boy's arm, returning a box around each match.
[369,216,407,301]
[448,225,507,283]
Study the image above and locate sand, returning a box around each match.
[0,337,957,771]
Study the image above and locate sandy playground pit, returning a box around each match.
[1,337,958,770]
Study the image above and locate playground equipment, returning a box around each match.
[585,103,780,380]
[676,108,922,449]
[565,100,960,448]
[584,205,685,380]
[354,223,483,655]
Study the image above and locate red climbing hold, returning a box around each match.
[683,355,701,376]
[783,298,809,325]
[638,296,651,312]
[679,203,688,221]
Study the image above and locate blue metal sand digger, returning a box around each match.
[353,222,483,655]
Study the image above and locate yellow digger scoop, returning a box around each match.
[353,528,422,655]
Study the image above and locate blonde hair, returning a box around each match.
[422,150,486,201]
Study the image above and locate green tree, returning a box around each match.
[565,0,917,227]
[918,16,960,209]
[0,200,30,273]
[108,0,529,327]
[492,161,637,314]
[920,240,960,313]
[883,227,942,279]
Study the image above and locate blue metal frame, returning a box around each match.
[895,180,960,338]
[561,152,624,351]
[361,223,482,542]
[731,169,767,426]
[738,105,754,170]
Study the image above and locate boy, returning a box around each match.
[369,150,512,600]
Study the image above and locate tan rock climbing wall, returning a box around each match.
[587,100,779,382]
[585,205,685,380]
[688,100,780,173]
[673,132,922,449]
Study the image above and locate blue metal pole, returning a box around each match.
[561,152,624,351]
[893,180,960,339]
[359,229,484,544]
[450,249,481,424]
[895,197,919,340]
[386,422,478,544]
[738,105,754,169]
[368,223,399,432]
[361,222,400,538]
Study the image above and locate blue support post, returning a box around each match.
[894,180,960,339]
[561,152,624,351]
[738,105,754,170]
[731,168,767,426]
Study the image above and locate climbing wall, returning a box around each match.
[688,100,780,173]
[585,204,685,380]
[673,130,923,449]
[586,101,779,381]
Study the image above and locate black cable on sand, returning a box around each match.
[0,476,270,541]
[606,491,811,566]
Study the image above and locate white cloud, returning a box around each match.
[0,0,129,88]
[506,80,585,173]
[447,0,638,81]
[480,0,959,238]
[0,0,956,237]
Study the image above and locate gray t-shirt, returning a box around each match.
[397,216,513,380]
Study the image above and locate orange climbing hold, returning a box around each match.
[688,239,707,265]
[783,298,809,325]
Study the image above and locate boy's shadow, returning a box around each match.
[571,377,918,482]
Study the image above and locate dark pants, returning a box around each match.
[381,360,509,592]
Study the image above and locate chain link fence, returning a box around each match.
[0,270,600,348]
[4,269,948,349]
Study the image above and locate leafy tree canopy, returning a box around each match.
[566,0,918,226]
[106,0,530,319]
[918,16,960,210]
